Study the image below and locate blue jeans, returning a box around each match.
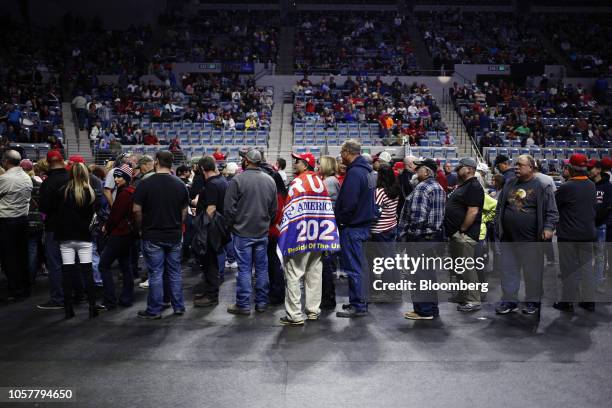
[499,242,543,304]
[92,239,102,285]
[594,225,607,284]
[100,236,134,306]
[412,233,442,317]
[28,232,41,283]
[225,235,236,263]
[142,240,184,315]
[217,247,226,282]
[45,231,64,304]
[339,226,370,312]
[234,234,269,309]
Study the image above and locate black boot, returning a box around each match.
[62,264,76,319]
[80,263,99,318]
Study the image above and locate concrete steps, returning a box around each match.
[408,21,434,71]
[278,27,295,75]
[441,102,482,161]
[61,102,93,163]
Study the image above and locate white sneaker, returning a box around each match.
[139,280,149,289]
[225,261,232,268]
[226,261,238,269]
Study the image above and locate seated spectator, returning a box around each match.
[213,148,226,162]
[144,133,159,145]
[245,114,258,131]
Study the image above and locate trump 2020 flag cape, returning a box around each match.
[277,171,340,257]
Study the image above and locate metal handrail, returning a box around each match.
[70,106,81,155]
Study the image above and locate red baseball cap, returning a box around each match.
[292,152,316,169]
[68,155,85,164]
[602,157,612,170]
[47,149,64,162]
[393,161,405,171]
[586,159,600,169]
[568,153,588,167]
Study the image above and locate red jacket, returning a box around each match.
[105,185,136,236]
[436,169,448,192]
[269,193,287,238]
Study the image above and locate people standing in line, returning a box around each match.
[444,162,458,192]
[318,156,341,309]
[98,164,136,310]
[369,164,402,304]
[0,150,33,301]
[193,156,228,308]
[494,154,558,315]
[104,153,137,206]
[371,165,401,242]
[21,159,44,285]
[133,151,189,319]
[494,155,516,183]
[55,162,100,318]
[86,162,108,288]
[133,154,155,289]
[277,152,339,325]
[224,149,277,315]
[475,163,497,299]
[398,155,417,217]
[267,165,288,307]
[334,139,376,318]
[222,162,239,270]
[276,158,288,187]
[588,159,612,293]
[554,154,597,313]
[443,158,484,312]
[253,148,288,307]
[37,150,73,310]
[398,158,446,320]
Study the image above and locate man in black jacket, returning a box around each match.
[37,150,72,309]
[554,154,597,312]
[193,156,228,308]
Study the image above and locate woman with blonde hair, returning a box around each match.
[56,162,101,318]
[318,156,340,204]
[317,155,340,309]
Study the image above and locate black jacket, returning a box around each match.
[55,187,96,242]
[594,173,612,227]
[191,211,230,257]
[555,178,596,241]
[39,168,69,233]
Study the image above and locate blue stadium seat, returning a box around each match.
[189,130,201,142]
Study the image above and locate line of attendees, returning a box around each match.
[0,139,610,322]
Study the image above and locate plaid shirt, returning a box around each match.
[398,176,446,239]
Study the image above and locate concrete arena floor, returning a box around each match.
[1,261,611,408]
